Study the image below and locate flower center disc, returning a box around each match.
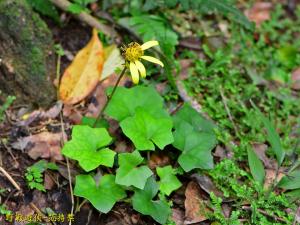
[124,42,144,62]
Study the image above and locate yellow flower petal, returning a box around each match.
[130,62,139,84]
[141,55,164,67]
[134,60,146,78]
[141,40,159,50]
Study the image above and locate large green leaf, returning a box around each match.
[172,104,217,172]
[130,15,178,57]
[278,170,300,190]
[74,174,126,213]
[173,103,216,133]
[195,0,254,31]
[173,123,216,172]
[116,151,153,189]
[105,86,168,122]
[139,0,254,31]
[62,125,115,172]
[120,108,173,150]
[132,177,171,224]
[247,148,265,186]
[156,166,182,196]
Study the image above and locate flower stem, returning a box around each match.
[93,67,127,127]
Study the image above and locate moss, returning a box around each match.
[0,0,56,107]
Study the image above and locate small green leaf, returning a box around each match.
[105,86,168,122]
[276,45,298,69]
[130,15,178,57]
[247,148,265,186]
[132,177,171,224]
[172,104,217,172]
[67,3,86,14]
[278,170,300,190]
[120,108,173,150]
[156,166,182,196]
[259,112,285,166]
[26,0,60,23]
[116,151,153,189]
[74,174,126,213]
[46,162,58,170]
[62,125,115,172]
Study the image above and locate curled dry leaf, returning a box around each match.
[63,104,83,124]
[213,145,233,160]
[184,181,210,224]
[148,152,170,170]
[252,143,277,169]
[264,169,285,189]
[12,132,64,161]
[191,174,224,199]
[44,173,55,190]
[59,29,104,105]
[171,208,185,225]
[244,2,273,26]
[17,101,63,126]
[292,67,300,90]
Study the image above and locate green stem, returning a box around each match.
[93,67,127,127]
[56,54,61,99]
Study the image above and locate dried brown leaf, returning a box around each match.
[12,132,64,161]
[184,181,210,224]
[292,67,300,90]
[172,208,185,225]
[245,2,273,26]
[59,29,104,104]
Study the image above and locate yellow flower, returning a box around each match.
[122,41,164,84]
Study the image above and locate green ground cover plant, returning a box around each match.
[61,85,217,224]
[13,1,300,224]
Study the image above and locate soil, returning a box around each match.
[0,18,165,225]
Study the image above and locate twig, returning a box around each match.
[0,166,21,191]
[242,206,287,223]
[293,205,300,225]
[49,0,117,38]
[59,113,74,225]
[30,202,57,225]
[86,209,92,225]
[220,87,239,136]
[75,199,88,213]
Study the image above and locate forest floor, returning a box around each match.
[1,1,300,225]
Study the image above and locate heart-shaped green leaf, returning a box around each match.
[105,86,168,121]
[156,166,182,196]
[62,125,115,172]
[74,174,126,213]
[116,151,153,189]
[172,104,217,172]
[173,103,216,134]
[120,108,173,150]
[132,176,171,224]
